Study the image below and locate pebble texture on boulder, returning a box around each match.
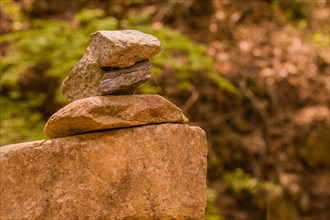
[0,124,207,220]
[61,30,161,101]
[44,95,188,139]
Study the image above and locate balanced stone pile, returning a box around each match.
[45,30,188,138]
[0,30,207,220]
[61,30,161,101]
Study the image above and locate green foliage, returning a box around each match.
[224,168,282,196]
[126,23,239,95]
[0,97,46,145]
[0,9,118,145]
[271,0,309,20]
[312,32,330,49]
[118,11,239,94]
[205,187,225,220]
[0,0,26,28]
[208,72,240,95]
[1,9,118,102]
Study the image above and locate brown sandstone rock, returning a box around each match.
[61,30,161,102]
[0,124,207,219]
[44,95,188,139]
[97,60,152,95]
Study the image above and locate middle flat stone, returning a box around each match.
[44,95,188,139]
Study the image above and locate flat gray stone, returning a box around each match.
[97,60,151,95]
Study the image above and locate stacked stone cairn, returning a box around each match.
[0,30,208,220]
[44,30,189,138]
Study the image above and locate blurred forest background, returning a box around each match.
[0,0,329,219]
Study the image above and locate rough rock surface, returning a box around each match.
[97,60,152,95]
[0,124,207,220]
[62,47,105,101]
[61,30,161,102]
[89,30,161,68]
[44,95,188,138]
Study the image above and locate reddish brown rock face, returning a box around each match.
[44,95,188,139]
[0,124,207,220]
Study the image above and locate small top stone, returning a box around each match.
[89,30,161,68]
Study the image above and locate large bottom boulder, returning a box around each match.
[0,123,207,219]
